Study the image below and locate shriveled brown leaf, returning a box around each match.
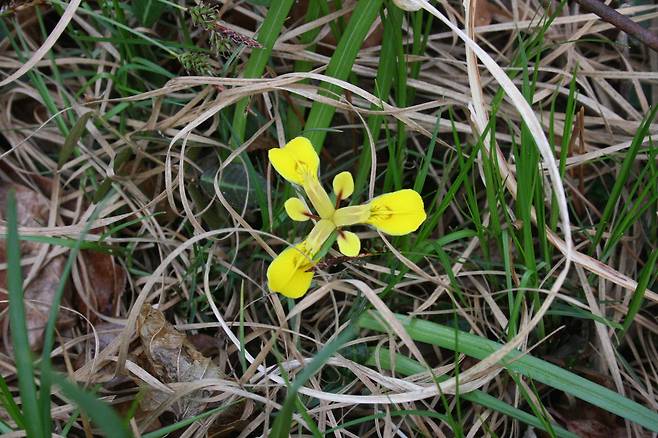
[138,304,223,387]
[136,305,252,427]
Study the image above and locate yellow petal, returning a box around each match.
[337,230,360,257]
[268,137,319,185]
[305,219,336,254]
[332,171,354,201]
[304,177,335,219]
[284,197,311,221]
[332,205,370,227]
[366,189,426,236]
[267,244,314,299]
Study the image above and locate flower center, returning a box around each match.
[294,161,311,179]
[369,204,393,221]
[292,246,315,273]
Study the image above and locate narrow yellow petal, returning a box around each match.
[332,171,354,201]
[284,197,311,221]
[332,205,371,227]
[267,244,314,299]
[303,177,335,219]
[305,219,336,254]
[366,189,426,236]
[268,137,319,185]
[337,230,360,257]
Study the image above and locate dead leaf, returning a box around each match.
[0,183,70,350]
[0,181,126,350]
[552,394,633,438]
[136,304,252,428]
[75,250,126,321]
[564,419,627,438]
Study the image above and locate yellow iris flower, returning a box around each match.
[267,137,427,298]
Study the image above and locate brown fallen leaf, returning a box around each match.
[75,249,126,321]
[0,180,126,350]
[551,394,634,438]
[474,0,494,27]
[137,305,252,429]
[564,419,628,438]
[0,183,70,350]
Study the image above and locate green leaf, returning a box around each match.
[200,162,266,211]
[58,111,94,167]
[142,402,242,438]
[359,312,658,433]
[592,105,658,249]
[4,190,44,437]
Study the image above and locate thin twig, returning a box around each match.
[575,0,658,53]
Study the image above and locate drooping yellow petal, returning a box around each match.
[332,171,354,201]
[305,219,336,254]
[267,243,314,299]
[284,197,311,221]
[332,205,371,227]
[337,230,360,257]
[268,137,319,185]
[266,219,334,299]
[366,189,426,236]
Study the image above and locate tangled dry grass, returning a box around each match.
[0,0,657,436]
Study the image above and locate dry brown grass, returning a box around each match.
[0,0,657,436]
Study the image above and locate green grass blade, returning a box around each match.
[592,105,658,249]
[58,110,95,168]
[4,190,44,437]
[38,201,103,432]
[285,0,323,136]
[230,0,295,145]
[619,248,658,338]
[353,4,398,197]
[358,312,658,432]
[270,322,358,437]
[0,374,25,429]
[325,409,448,435]
[303,0,384,149]
[143,402,242,438]
[413,115,441,193]
[365,348,577,438]
[50,373,129,438]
